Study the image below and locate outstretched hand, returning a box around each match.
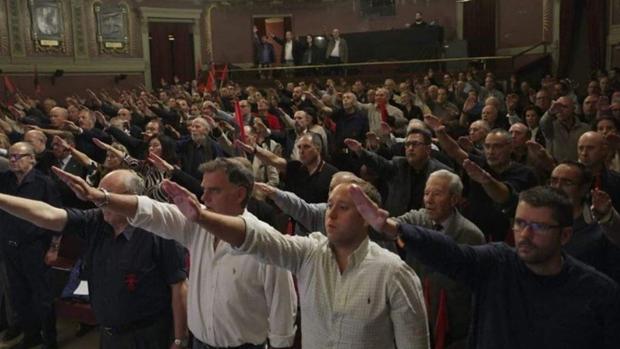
[147,152,174,172]
[349,184,389,234]
[51,166,102,203]
[591,188,612,218]
[253,182,277,200]
[161,180,203,222]
[235,139,255,154]
[462,159,492,184]
[344,138,363,154]
[423,114,444,132]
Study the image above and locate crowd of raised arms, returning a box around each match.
[0,66,619,349]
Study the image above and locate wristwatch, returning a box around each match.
[173,338,189,348]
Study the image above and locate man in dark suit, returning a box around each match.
[394,169,485,348]
[50,133,88,208]
[345,128,453,216]
[270,31,304,66]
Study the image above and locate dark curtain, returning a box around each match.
[149,22,195,89]
[557,0,577,77]
[585,0,608,71]
[463,0,496,57]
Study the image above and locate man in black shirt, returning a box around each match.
[241,132,337,204]
[426,115,538,241]
[352,184,620,349]
[0,169,189,349]
[0,142,61,349]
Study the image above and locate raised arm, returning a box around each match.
[591,188,620,247]
[0,193,68,232]
[462,159,511,204]
[236,139,287,173]
[424,114,468,164]
[255,182,326,234]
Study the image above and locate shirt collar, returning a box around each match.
[120,226,136,240]
[329,236,370,272]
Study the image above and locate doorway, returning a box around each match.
[253,15,293,65]
[149,22,195,89]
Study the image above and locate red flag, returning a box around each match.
[205,63,216,92]
[234,100,246,142]
[433,289,448,349]
[3,75,16,95]
[220,64,229,82]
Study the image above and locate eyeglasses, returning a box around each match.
[404,141,428,148]
[8,153,33,161]
[513,218,561,235]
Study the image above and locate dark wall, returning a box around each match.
[211,0,458,64]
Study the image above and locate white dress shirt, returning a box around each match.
[128,197,297,348]
[330,38,340,57]
[284,41,294,61]
[235,220,430,349]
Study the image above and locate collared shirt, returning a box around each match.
[128,198,297,348]
[58,154,72,170]
[284,41,294,61]
[540,113,590,162]
[62,208,187,327]
[330,38,340,57]
[236,222,430,349]
[284,160,338,204]
[0,169,61,243]
[359,102,406,135]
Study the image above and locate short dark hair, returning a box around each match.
[199,158,255,207]
[406,128,432,145]
[518,186,573,228]
[594,115,620,132]
[555,161,592,188]
[523,105,542,118]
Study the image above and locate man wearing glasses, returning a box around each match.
[351,184,620,349]
[0,142,61,348]
[425,115,538,242]
[344,128,452,216]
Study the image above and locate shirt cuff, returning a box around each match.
[268,333,296,348]
[126,196,153,227]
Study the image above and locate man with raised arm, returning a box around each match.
[350,184,620,349]
[52,165,429,349]
[54,159,297,349]
[0,169,188,349]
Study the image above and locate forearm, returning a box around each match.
[597,208,620,247]
[255,146,287,172]
[435,128,467,163]
[273,190,324,233]
[195,209,247,247]
[171,281,189,343]
[0,193,67,232]
[480,178,511,204]
[69,146,94,167]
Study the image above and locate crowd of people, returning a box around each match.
[0,64,619,349]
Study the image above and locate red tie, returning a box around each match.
[379,103,388,123]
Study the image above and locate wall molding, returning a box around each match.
[0,58,145,73]
[496,45,548,56]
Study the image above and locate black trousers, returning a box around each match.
[1,239,56,344]
[99,315,172,349]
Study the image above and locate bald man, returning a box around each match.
[578,131,620,212]
[0,169,188,349]
[0,142,61,348]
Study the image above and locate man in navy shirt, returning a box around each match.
[351,184,620,349]
[0,169,188,349]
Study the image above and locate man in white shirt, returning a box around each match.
[326,28,348,75]
[54,162,429,349]
[53,159,297,349]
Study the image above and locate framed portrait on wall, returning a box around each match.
[94,3,129,53]
[28,0,64,48]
